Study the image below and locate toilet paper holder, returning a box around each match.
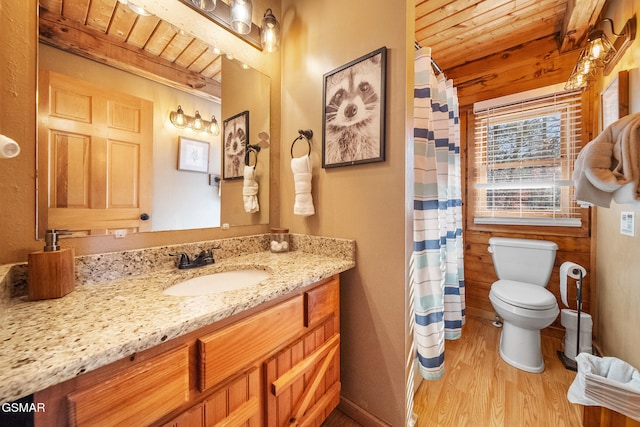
[558,261,589,371]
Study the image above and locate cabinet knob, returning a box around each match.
[140,213,150,221]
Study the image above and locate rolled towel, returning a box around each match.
[243,165,259,213]
[291,155,315,216]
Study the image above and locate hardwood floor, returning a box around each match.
[414,316,583,426]
[323,316,584,427]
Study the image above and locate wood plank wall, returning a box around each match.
[459,83,596,338]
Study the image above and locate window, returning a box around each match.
[473,85,583,226]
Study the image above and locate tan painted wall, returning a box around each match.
[0,1,281,263]
[278,0,412,424]
[593,0,640,369]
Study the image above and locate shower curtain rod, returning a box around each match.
[414,41,444,76]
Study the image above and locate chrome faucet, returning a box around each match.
[170,249,215,269]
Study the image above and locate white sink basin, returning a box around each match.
[164,269,270,296]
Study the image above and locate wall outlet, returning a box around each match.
[620,211,635,236]
[114,229,127,239]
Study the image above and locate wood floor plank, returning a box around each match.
[413,316,583,426]
[323,316,583,426]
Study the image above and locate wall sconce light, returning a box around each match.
[169,105,188,128]
[170,106,220,135]
[566,15,636,90]
[209,115,220,136]
[261,8,280,53]
[230,0,253,35]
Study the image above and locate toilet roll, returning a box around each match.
[0,134,21,159]
[560,261,587,307]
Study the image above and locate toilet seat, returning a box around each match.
[491,280,557,310]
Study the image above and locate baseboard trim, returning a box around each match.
[337,396,391,427]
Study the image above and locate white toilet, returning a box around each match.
[488,237,559,373]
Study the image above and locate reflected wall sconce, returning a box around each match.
[117,0,153,17]
[191,0,216,12]
[566,15,637,90]
[177,0,278,52]
[261,8,280,52]
[170,105,220,135]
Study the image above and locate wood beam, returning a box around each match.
[38,9,221,102]
[448,35,581,107]
[558,0,607,53]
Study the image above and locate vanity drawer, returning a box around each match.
[304,276,340,327]
[67,345,190,427]
[198,296,304,391]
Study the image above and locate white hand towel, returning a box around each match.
[291,155,315,216]
[243,165,259,213]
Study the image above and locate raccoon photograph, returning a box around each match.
[223,111,249,179]
[323,47,387,168]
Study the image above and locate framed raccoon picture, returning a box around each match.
[322,46,387,168]
[223,110,249,180]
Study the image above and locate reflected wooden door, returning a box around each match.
[38,71,153,235]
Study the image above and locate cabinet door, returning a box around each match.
[162,403,204,427]
[203,367,262,426]
[265,319,340,427]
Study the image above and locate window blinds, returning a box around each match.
[473,88,583,226]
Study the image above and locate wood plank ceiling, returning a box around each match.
[39,0,224,101]
[39,0,608,106]
[415,0,607,105]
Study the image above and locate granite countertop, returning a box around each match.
[0,249,355,404]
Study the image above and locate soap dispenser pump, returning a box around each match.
[28,229,75,300]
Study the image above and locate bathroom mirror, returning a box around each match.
[36,1,271,238]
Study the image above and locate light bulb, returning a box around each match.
[170,105,187,128]
[192,111,205,132]
[230,0,253,35]
[261,8,280,52]
[191,0,216,12]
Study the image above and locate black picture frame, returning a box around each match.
[222,110,249,180]
[322,46,387,168]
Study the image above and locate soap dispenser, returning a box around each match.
[28,229,75,300]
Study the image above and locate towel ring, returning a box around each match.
[245,145,260,167]
[290,129,313,158]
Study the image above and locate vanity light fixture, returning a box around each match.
[177,0,278,52]
[565,15,636,90]
[170,106,220,135]
[261,8,280,53]
[230,0,253,35]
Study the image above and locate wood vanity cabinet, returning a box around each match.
[33,275,341,427]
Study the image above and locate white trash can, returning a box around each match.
[561,308,592,361]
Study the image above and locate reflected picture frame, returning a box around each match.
[178,136,210,173]
[223,110,249,180]
[322,46,387,168]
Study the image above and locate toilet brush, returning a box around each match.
[557,270,583,371]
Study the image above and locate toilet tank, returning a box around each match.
[488,237,558,286]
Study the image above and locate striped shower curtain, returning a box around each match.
[412,47,465,380]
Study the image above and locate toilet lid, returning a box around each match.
[491,280,558,310]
